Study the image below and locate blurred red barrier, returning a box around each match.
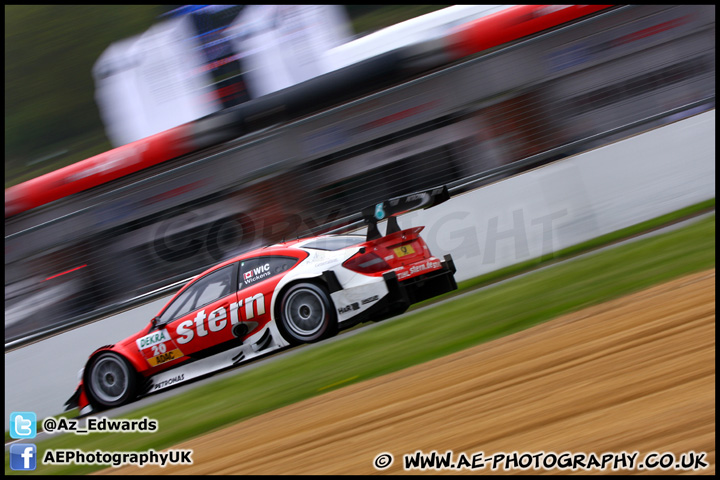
[448,5,614,59]
[6,5,616,219]
[5,125,193,218]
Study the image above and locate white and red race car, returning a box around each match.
[65,187,457,415]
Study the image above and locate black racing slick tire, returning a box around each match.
[278,282,337,345]
[84,351,137,411]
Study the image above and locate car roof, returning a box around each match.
[183,232,365,288]
[157,232,367,316]
[190,237,312,279]
[156,235,333,317]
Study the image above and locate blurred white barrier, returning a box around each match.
[401,110,716,282]
[324,5,510,71]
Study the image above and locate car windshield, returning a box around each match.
[301,235,364,251]
[157,265,233,324]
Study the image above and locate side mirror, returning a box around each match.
[151,316,159,328]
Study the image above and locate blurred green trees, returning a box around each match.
[5,5,446,187]
[5,5,161,186]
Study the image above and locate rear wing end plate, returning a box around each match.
[361,185,450,240]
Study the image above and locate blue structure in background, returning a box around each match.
[164,5,249,107]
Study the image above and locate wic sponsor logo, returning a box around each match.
[243,263,271,284]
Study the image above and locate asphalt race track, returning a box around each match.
[4,214,713,435]
[104,269,715,475]
[4,295,171,431]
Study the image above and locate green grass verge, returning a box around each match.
[6,213,714,475]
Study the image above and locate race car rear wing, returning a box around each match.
[362,185,450,240]
[307,185,450,240]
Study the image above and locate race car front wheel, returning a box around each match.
[278,282,337,344]
[85,351,137,410]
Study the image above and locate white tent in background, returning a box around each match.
[227,5,353,98]
[93,16,221,147]
[93,35,149,147]
[93,5,516,147]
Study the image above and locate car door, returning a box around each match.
[236,255,302,339]
[152,264,240,364]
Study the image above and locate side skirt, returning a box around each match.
[139,322,289,396]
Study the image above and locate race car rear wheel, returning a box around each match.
[85,351,137,410]
[278,282,337,344]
